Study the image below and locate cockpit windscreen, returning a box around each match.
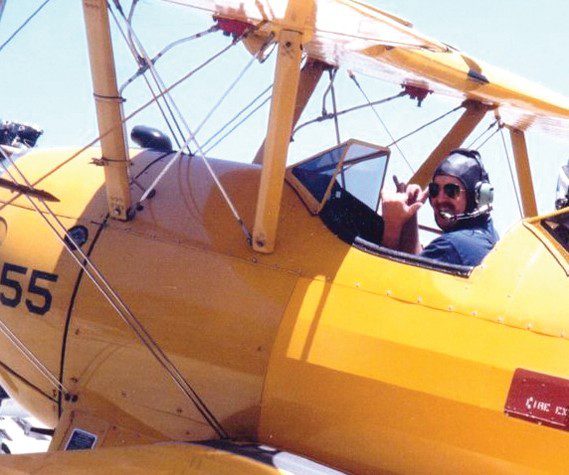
[288,139,390,215]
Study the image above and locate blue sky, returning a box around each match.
[1,0,568,234]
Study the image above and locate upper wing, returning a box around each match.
[162,0,447,51]
[162,0,569,136]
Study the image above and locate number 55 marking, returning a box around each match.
[0,263,58,316]
[26,270,59,316]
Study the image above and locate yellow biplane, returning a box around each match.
[0,0,567,472]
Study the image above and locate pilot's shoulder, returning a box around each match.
[420,234,463,265]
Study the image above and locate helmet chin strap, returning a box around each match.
[440,204,493,222]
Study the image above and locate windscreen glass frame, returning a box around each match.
[286,139,390,215]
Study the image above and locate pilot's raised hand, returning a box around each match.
[382,177,428,227]
[381,176,428,250]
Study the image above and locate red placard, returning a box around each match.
[505,369,569,431]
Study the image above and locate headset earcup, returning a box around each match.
[475,182,494,207]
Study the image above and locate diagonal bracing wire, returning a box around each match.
[111,2,268,241]
[0,311,69,396]
[499,124,524,218]
[0,0,53,54]
[108,4,186,151]
[328,69,342,146]
[204,97,272,155]
[119,26,218,96]
[349,72,415,174]
[136,44,268,240]
[387,105,463,147]
[467,118,499,149]
[474,123,501,151]
[327,69,346,187]
[0,146,229,439]
[135,44,268,196]
[202,84,273,154]
[292,91,406,139]
[112,1,207,149]
[194,43,269,138]
[0,36,240,214]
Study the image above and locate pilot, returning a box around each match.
[381,148,499,266]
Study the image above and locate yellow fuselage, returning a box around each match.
[0,148,567,473]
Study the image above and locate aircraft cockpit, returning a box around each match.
[286,139,389,246]
[286,140,476,276]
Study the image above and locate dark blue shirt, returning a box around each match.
[420,216,499,266]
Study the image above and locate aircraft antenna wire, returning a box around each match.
[0,148,229,440]
[499,122,524,218]
[0,0,54,55]
[349,71,415,174]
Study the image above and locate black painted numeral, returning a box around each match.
[0,263,27,308]
[0,262,58,315]
[26,270,58,316]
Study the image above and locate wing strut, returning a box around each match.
[410,101,492,186]
[509,128,537,217]
[83,0,132,221]
[252,30,304,252]
[253,59,328,165]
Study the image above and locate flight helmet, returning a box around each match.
[433,148,494,215]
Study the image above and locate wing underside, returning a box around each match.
[162,0,569,135]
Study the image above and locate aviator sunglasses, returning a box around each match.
[428,182,463,199]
